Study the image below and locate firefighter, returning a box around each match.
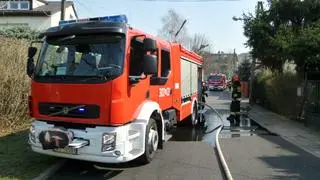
[227,74,242,126]
[198,78,208,110]
[201,81,208,104]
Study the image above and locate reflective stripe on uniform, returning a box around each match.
[230,112,240,114]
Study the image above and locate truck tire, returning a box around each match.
[191,103,198,126]
[139,118,159,164]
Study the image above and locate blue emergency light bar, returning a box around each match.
[59,14,128,26]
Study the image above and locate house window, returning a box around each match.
[20,1,29,9]
[9,2,19,9]
[0,1,30,10]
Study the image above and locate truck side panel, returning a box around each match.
[191,62,198,95]
[180,57,199,121]
[170,45,182,119]
[181,59,191,99]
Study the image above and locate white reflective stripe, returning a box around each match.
[182,101,191,106]
[175,83,180,89]
[180,56,202,66]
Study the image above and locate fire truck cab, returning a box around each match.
[26,15,204,164]
[207,73,227,91]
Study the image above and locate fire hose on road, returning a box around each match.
[199,102,234,180]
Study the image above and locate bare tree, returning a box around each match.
[158,9,190,46]
[189,33,211,54]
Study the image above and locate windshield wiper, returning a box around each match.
[55,35,76,42]
[80,73,112,82]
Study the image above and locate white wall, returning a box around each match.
[32,0,45,8]
[66,5,77,20]
[51,6,77,27]
[0,16,51,30]
[0,3,77,30]
[0,4,77,30]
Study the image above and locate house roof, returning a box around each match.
[0,1,78,18]
[37,0,49,4]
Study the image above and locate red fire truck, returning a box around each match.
[27,15,204,164]
[207,73,227,91]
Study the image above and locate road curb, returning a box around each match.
[33,159,67,180]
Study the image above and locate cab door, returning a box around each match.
[126,36,160,121]
[126,37,155,119]
[157,48,173,110]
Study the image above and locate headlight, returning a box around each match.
[101,133,116,152]
[29,125,36,143]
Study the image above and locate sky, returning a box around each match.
[69,0,262,54]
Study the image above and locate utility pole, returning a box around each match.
[249,57,256,104]
[60,0,66,20]
[249,1,262,104]
[233,48,237,73]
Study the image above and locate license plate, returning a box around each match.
[53,146,78,155]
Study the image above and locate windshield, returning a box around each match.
[208,76,222,81]
[35,34,125,80]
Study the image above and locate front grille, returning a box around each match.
[39,103,100,119]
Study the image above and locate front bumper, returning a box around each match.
[28,120,146,163]
[209,85,224,90]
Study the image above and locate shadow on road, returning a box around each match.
[257,134,320,180]
[50,160,124,179]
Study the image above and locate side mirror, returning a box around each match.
[27,58,35,78]
[143,38,157,52]
[28,47,37,58]
[27,47,37,77]
[143,54,157,75]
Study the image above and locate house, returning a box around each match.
[202,50,239,79]
[0,0,78,30]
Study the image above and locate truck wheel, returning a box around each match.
[198,114,205,127]
[139,118,159,164]
[191,104,198,126]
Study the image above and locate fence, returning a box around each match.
[240,81,249,98]
[305,80,320,128]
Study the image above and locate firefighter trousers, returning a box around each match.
[228,100,241,125]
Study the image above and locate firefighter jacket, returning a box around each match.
[231,81,241,101]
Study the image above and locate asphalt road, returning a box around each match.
[48,90,320,180]
[208,90,320,180]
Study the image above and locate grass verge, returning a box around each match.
[0,127,58,180]
[0,36,58,180]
